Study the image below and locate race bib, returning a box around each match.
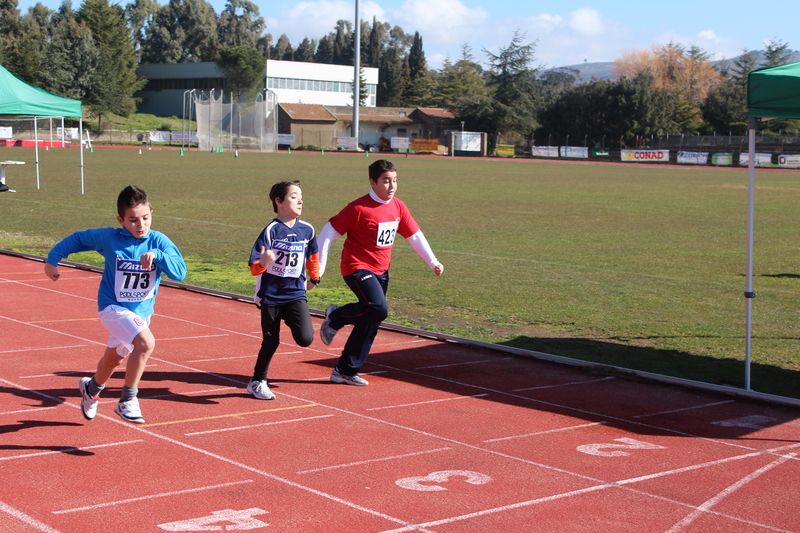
[267,240,306,278]
[114,258,156,302]
[376,220,398,247]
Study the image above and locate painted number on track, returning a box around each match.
[576,437,666,457]
[157,508,269,531]
[396,470,492,491]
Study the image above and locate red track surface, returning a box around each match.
[1,252,799,533]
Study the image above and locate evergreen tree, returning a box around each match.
[255,32,272,59]
[217,0,264,49]
[271,33,292,61]
[294,37,316,62]
[125,0,158,58]
[764,39,791,67]
[331,19,351,65]
[365,17,386,68]
[377,43,407,106]
[431,43,486,110]
[141,0,218,63]
[403,31,430,105]
[40,11,102,102]
[314,34,333,63]
[216,45,263,100]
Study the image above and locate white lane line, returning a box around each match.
[52,480,254,515]
[0,315,103,346]
[366,394,488,411]
[513,376,615,391]
[185,414,335,436]
[415,357,513,370]
[0,406,60,416]
[19,365,157,379]
[484,421,608,443]
[158,334,230,342]
[0,345,89,354]
[144,387,239,400]
[187,351,301,363]
[0,500,63,533]
[0,440,143,462]
[632,400,736,419]
[663,453,797,533]
[297,447,452,475]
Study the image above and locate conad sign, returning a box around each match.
[621,149,669,162]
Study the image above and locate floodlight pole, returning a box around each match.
[744,117,758,391]
[351,0,360,144]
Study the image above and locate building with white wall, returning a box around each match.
[135,60,378,117]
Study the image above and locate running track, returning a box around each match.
[1,252,798,533]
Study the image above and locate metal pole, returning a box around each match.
[351,0,360,144]
[34,116,40,189]
[744,117,757,391]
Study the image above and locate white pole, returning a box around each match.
[34,116,40,189]
[744,116,757,390]
[79,118,84,194]
[351,0,360,144]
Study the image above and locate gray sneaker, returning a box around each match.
[247,380,275,400]
[319,305,339,345]
[115,397,145,424]
[331,367,369,386]
[78,377,99,420]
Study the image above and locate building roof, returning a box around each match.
[325,106,417,124]
[279,103,337,122]
[415,108,458,125]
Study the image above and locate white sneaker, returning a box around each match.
[78,377,99,420]
[115,397,145,424]
[247,380,275,400]
[331,367,369,386]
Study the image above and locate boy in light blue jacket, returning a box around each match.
[45,185,186,424]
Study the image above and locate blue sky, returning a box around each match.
[16,0,798,70]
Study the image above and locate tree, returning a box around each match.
[294,37,316,62]
[402,31,430,105]
[331,19,351,65]
[271,33,292,61]
[314,34,333,63]
[125,0,158,58]
[78,0,144,118]
[141,0,218,63]
[430,44,487,110]
[216,45,263,100]
[764,39,791,67]
[40,11,102,104]
[377,43,408,106]
[217,0,264,49]
[460,31,540,153]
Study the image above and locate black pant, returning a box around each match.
[329,269,389,375]
[253,299,314,381]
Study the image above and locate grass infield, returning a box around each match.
[1,146,798,399]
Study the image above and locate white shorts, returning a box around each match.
[98,305,151,358]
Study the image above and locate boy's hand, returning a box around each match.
[44,263,60,281]
[305,280,318,291]
[433,263,444,276]
[140,251,156,271]
[259,246,276,268]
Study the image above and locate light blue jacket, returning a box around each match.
[46,227,186,318]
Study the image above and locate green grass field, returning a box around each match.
[2,146,799,398]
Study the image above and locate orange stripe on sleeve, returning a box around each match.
[306,252,320,280]
[250,262,267,276]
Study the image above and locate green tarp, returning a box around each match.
[0,64,82,117]
[748,61,800,119]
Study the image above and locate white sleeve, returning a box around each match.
[317,222,341,278]
[405,229,440,271]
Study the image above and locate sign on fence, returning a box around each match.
[677,151,708,165]
[531,146,559,158]
[149,131,171,143]
[560,146,588,159]
[621,150,669,162]
[412,138,439,152]
[738,153,772,167]
[711,153,734,166]
[277,134,296,145]
[778,154,800,168]
[496,144,515,156]
[338,136,358,149]
[391,137,409,150]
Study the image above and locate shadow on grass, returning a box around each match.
[760,273,800,279]
[499,335,800,400]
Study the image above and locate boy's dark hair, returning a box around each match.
[368,159,396,181]
[269,180,301,213]
[117,185,150,216]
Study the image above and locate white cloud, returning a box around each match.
[264,0,380,40]
[698,30,719,43]
[567,8,604,37]
[388,0,490,45]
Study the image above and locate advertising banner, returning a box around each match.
[677,151,708,165]
[560,146,588,159]
[778,154,800,168]
[621,150,669,162]
[454,132,482,152]
[496,144,515,156]
[412,138,439,152]
[57,127,78,140]
[277,134,296,145]
[170,131,199,143]
[738,153,772,167]
[591,148,610,156]
[337,136,358,149]
[0,127,12,138]
[531,146,559,158]
[391,137,409,150]
[711,153,734,166]
[149,131,171,143]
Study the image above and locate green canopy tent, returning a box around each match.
[744,61,800,389]
[0,64,85,192]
